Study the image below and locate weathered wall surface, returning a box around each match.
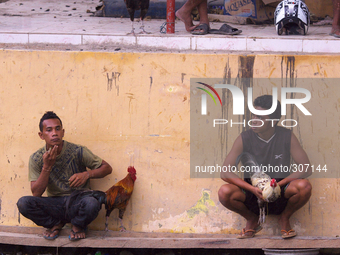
[305,0,333,18]
[0,51,339,236]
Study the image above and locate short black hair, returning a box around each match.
[254,95,281,120]
[39,111,63,131]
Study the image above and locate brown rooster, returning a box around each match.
[125,0,150,34]
[91,166,137,231]
[104,166,136,231]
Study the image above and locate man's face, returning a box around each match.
[39,118,64,148]
[250,106,276,134]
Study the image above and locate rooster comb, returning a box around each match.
[128,166,136,175]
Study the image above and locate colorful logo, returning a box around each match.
[196,82,222,115]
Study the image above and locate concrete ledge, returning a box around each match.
[1,226,339,249]
[1,32,340,53]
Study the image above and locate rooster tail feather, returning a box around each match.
[91,190,107,205]
[236,152,260,171]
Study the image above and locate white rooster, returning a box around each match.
[236,152,281,225]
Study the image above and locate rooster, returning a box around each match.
[91,166,137,231]
[125,0,150,35]
[236,152,281,225]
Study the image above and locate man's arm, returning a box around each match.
[278,132,312,187]
[68,160,112,188]
[31,146,58,197]
[221,135,263,199]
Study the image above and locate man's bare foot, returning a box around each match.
[69,225,86,241]
[43,222,64,240]
[175,9,197,32]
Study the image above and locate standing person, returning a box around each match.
[218,95,312,239]
[17,111,112,241]
[175,0,210,34]
[331,0,340,38]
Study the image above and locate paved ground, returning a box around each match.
[0,0,339,53]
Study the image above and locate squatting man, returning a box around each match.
[218,95,312,239]
[17,111,112,241]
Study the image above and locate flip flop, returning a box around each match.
[236,225,262,239]
[281,229,297,239]
[236,228,256,239]
[69,228,87,241]
[191,23,209,35]
[43,228,61,240]
[209,24,242,35]
[329,29,340,38]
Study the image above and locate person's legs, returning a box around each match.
[332,0,340,37]
[17,196,67,239]
[278,179,312,232]
[67,196,102,239]
[197,0,209,26]
[176,0,206,31]
[218,184,259,237]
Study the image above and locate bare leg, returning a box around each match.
[176,0,206,31]
[278,179,312,231]
[218,184,259,237]
[197,0,209,26]
[332,0,340,37]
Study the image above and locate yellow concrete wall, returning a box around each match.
[0,50,339,237]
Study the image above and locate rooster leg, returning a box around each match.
[127,21,135,36]
[105,216,109,231]
[119,218,127,232]
[258,207,266,225]
[139,20,151,34]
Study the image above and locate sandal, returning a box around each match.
[69,228,87,241]
[43,228,61,240]
[281,229,297,239]
[332,32,340,38]
[236,225,262,239]
[209,24,242,35]
[191,23,209,35]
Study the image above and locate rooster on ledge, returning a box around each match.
[124,0,150,35]
[91,166,137,231]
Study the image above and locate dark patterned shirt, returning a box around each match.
[29,140,102,197]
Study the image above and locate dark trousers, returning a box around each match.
[17,195,101,229]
